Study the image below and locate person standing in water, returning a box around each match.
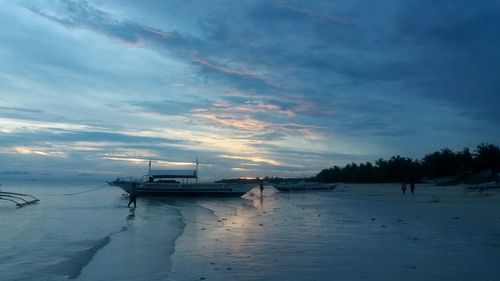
[128,182,137,208]
[401,181,407,195]
[259,182,264,197]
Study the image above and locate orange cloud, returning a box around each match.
[14,146,65,157]
[220,154,281,166]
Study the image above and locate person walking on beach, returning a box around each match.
[128,182,137,208]
[410,180,416,195]
[401,181,407,195]
[259,182,264,197]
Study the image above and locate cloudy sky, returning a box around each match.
[1,0,499,180]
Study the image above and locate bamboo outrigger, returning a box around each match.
[0,190,40,207]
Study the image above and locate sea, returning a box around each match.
[1,178,500,281]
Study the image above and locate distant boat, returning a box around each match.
[465,181,500,193]
[421,176,461,186]
[462,169,498,184]
[272,181,338,192]
[424,170,497,186]
[108,160,256,197]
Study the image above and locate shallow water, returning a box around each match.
[1,180,500,280]
[0,179,183,281]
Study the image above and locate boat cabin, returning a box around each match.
[148,169,198,183]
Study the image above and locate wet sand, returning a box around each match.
[167,184,500,281]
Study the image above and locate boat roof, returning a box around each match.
[149,169,197,179]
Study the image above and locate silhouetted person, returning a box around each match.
[401,182,407,195]
[259,182,264,197]
[410,181,416,195]
[128,183,137,208]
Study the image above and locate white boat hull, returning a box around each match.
[108,180,256,197]
[273,183,338,192]
[465,181,500,192]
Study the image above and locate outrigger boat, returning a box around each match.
[464,181,500,193]
[108,160,257,197]
[421,175,461,186]
[273,181,338,192]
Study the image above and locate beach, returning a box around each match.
[1,180,500,280]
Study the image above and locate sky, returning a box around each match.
[1,0,499,180]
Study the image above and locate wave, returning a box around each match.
[51,227,127,279]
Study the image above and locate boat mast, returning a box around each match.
[196,157,199,183]
[148,158,152,182]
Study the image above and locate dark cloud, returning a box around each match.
[0,170,31,175]
[52,130,173,144]
[28,1,181,46]
[392,1,500,123]
[26,0,500,127]
[249,131,287,141]
[258,144,372,163]
[0,106,43,113]
[27,0,286,98]
[0,129,181,148]
[0,107,47,122]
[128,100,201,116]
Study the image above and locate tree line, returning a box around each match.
[314,143,500,183]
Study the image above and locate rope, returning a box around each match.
[63,183,109,196]
[201,164,219,181]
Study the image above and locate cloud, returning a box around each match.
[27,1,177,46]
[219,154,281,166]
[0,0,498,178]
[0,106,43,114]
[24,0,500,127]
[127,100,200,116]
[26,0,277,92]
[390,1,500,121]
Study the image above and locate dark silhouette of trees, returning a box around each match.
[473,143,500,176]
[421,148,460,178]
[456,148,474,172]
[314,143,499,183]
[316,166,343,183]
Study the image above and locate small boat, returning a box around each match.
[272,181,338,192]
[421,176,461,186]
[108,160,256,197]
[464,181,500,193]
